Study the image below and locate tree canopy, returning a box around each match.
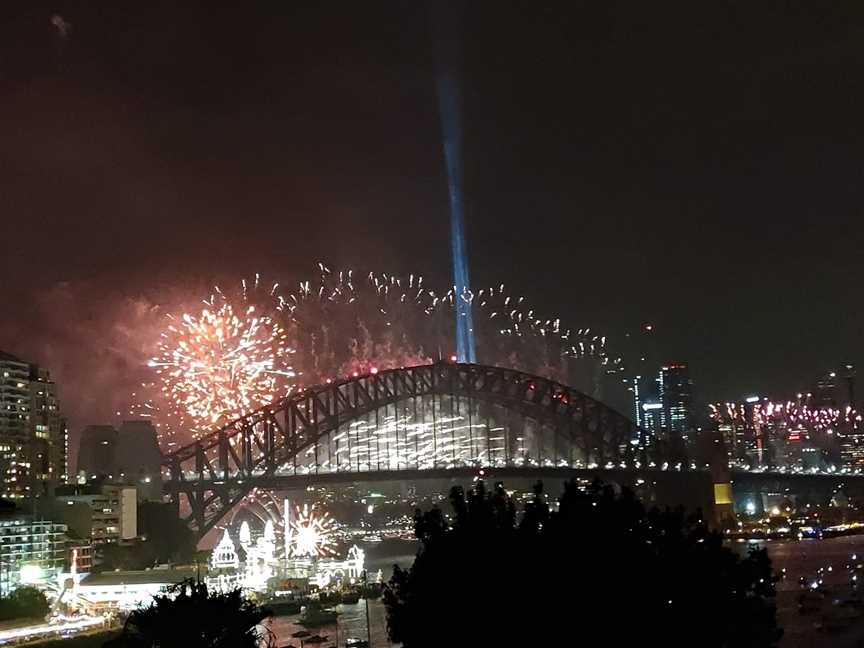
[0,586,49,621]
[105,579,272,648]
[138,502,197,564]
[384,480,780,648]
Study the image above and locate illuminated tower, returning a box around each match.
[658,364,692,437]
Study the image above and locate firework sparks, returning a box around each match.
[141,265,609,444]
[149,296,295,431]
[281,265,609,385]
[288,504,335,558]
[709,399,862,435]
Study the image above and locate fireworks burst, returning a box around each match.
[149,285,295,431]
[142,264,611,444]
[288,504,335,558]
[709,400,862,436]
[281,264,610,387]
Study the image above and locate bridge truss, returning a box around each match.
[162,362,649,537]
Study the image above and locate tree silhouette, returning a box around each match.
[138,502,197,564]
[105,579,273,648]
[0,586,49,620]
[384,480,780,648]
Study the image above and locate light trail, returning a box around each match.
[0,616,107,645]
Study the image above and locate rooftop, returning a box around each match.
[0,351,26,364]
[81,568,205,587]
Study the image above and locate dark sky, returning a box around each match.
[2,1,864,430]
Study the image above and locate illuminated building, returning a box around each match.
[813,364,864,469]
[67,542,93,573]
[0,351,67,499]
[0,514,68,596]
[709,397,861,470]
[68,568,201,613]
[658,364,692,438]
[640,402,663,438]
[53,484,137,545]
[312,545,365,589]
[631,376,643,427]
[208,521,281,592]
[207,507,364,593]
[209,528,242,592]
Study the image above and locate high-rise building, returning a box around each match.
[708,397,850,470]
[640,401,664,438]
[0,353,30,443]
[658,364,692,438]
[810,364,863,469]
[53,483,137,545]
[0,352,67,499]
[619,323,664,427]
[77,421,162,500]
[29,365,67,486]
[0,514,68,595]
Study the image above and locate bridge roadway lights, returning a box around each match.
[161,466,709,493]
[729,471,864,514]
[161,467,864,540]
[163,467,719,539]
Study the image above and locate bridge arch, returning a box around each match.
[163,362,649,536]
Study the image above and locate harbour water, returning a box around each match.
[267,599,392,648]
[740,535,864,647]
[266,542,417,647]
[266,535,864,647]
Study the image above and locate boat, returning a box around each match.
[304,634,328,644]
[264,599,303,616]
[345,638,369,648]
[298,603,339,627]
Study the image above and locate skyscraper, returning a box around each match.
[0,351,67,499]
[640,401,664,438]
[658,363,693,438]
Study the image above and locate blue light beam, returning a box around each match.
[433,3,476,364]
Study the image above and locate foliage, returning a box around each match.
[98,544,155,572]
[138,502,196,564]
[357,582,382,600]
[0,586,49,621]
[97,503,196,573]
[384,480,781,648]
[105,579,273,648]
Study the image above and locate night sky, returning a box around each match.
[2,1,864,432]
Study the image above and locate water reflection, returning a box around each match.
[267,600,393,648]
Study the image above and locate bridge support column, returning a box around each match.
[706,430,735,529]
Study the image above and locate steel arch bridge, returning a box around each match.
[163,362,650,537]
